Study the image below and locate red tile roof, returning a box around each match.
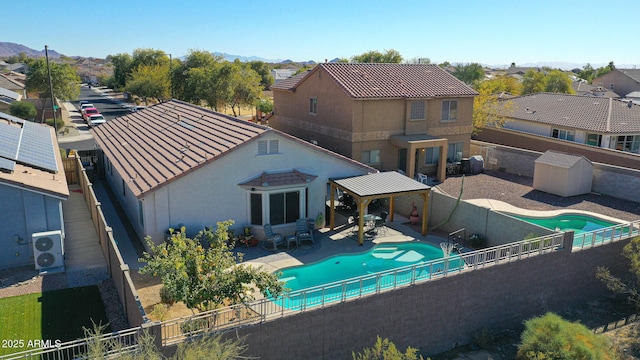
[91,100,268,197]
[91,100,375,198]
[272,63,478,99]
[239,169,318,187]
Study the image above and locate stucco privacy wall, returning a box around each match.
[427,190,553,246]
[0,184,64,269]
[228,234,630,359]
[470,140,640,203]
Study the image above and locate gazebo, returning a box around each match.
[329,171,431,245]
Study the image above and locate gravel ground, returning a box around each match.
[435,170,640,222]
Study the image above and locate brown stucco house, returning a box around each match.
[269,63,478,182]
[592,69,640,98]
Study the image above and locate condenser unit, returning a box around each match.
[32,230,65,272]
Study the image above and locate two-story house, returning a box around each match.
[270,63,478,182]
[592,69,640,98]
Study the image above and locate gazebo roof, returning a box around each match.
[332,171,429,197]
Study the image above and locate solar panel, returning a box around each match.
[0,157,15,173]
[0,121,20,159]
[16,121,58,173]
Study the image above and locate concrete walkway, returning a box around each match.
[62,185,109,287]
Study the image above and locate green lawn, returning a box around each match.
[0,286,110,355]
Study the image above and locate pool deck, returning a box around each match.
[240,213,452,273]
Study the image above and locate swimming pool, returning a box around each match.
[511,213,628,248]
[512,213,620,234]
[273,242,463,310]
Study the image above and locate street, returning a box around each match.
[58,86,131,151]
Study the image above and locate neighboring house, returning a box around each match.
[0,86,22,113]
[572,80,619,98]
[497,93,640,153]
[0,72,26,98]
[90,100,375,248]
[592,69,640,98]
[270,63,478,182]
[270,68,298,83]
[625,91,640,105]
[0,62,27,74]
[0,111,68,270]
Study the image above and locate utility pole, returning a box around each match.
[44,45,58,137]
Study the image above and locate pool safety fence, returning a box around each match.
[0,327,142,360]
[572,220,640,250]
[5,222,637,358]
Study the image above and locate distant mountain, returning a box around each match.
[212,52,282,63]
[0,42,62,58]
[488,61,639,70]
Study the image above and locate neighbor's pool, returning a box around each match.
[273,242,463,310]
[512,214,619,234]
[511,213,629,247]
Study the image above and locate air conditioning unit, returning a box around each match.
[32,230,65,272]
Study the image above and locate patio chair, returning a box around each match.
[262,224,284,251]
[295,218,314,245]
[373,211,389,235]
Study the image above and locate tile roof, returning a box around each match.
[239,169,318,187]
[620,69,640,83]
[91,100,269,197]
[91,100,375,198]
[500,93,640,133]
[269,70,310,91]
[572,81,619,98]
[271,63,478,99]
[535,150,592,169]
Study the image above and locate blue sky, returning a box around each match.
[6,0,638,68]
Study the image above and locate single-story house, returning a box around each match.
[497,93,640,154]
[0,112,68,270]
[533,150,593,197]
[90,100,376,248]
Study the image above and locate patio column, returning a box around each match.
[329,183,336,231]
[437,143,447,182]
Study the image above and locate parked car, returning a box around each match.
[82,107,100,122]
[129,105,147,112]
[80,103,95,114]
[78,100,89,108]
[87,114,106,127]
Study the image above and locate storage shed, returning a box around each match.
[533,150,593,197]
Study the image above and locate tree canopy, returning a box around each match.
[521,69,575,95]
[139,220,284,312]
[9,101,37,120]
[351,49,403,63]
[126,63,171,104]
[517,312,613,359]
[24,57,80,121]
[471,75,521,133]
[452,63,485,87]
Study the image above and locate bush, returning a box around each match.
[159,285,175,305]
[517,312,614,360]
[45,117,65,130]
[353,336,424,360]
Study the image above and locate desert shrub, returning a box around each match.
[517,312,614,360]
[45,117,65,130]
[173,333,247,360]
[159,285,175,305]
[353,336,424,360]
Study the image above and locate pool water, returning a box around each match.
[274,242,463,310]
[512,214,619,234]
